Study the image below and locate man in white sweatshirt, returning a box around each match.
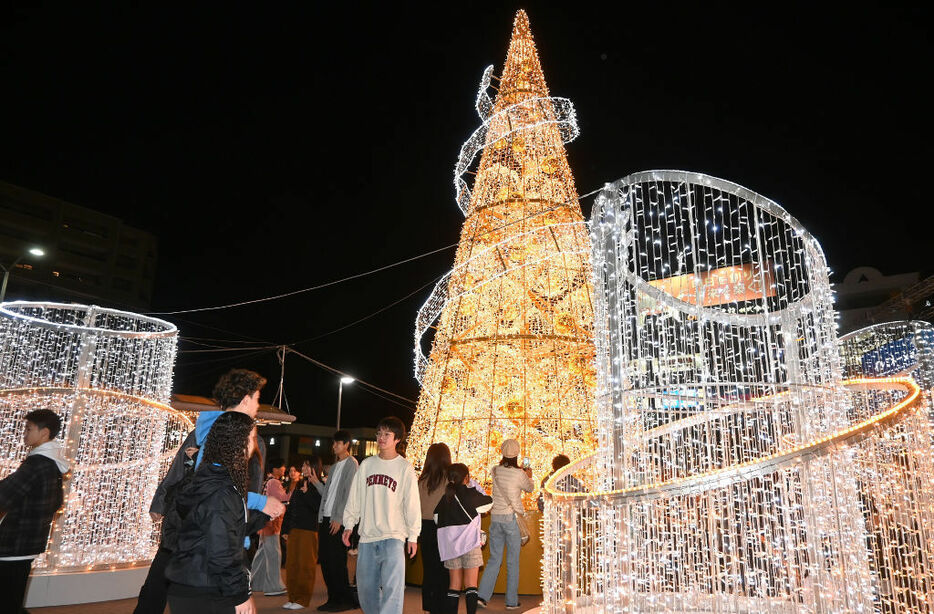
[342,416,420,614]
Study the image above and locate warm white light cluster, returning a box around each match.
[414,221,589,382]
[542,172,934,613]
[454,95,579,216]
[408,10,597,500]
[0,302,190,573]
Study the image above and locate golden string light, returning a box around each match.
[0,302,190,573]
[408,10,597,501]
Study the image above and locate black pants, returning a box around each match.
[0,558,33,614]
[167,592,235,614]
[134,546,173,614]
[420,519,449,614]
[319,517,352,605]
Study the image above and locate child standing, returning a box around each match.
[342,417,421,614]
[434,464,493,614]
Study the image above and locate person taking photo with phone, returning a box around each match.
[476,439,532,610]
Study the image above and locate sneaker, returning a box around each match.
[477,598,488,608]
[266,590,288,597]
[316,603,336,612]
[285,604,306,611]
[505,603,522,610]
[283,604,297,610]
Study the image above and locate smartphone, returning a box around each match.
[522,456,531,469]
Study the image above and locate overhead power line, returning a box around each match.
[147,243,458,315]
[145,187,603,317]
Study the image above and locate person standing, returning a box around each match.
[537,454,572,512]
[434,464,492,614]
[311,430,359,612]
[0,409,69,614]
[165,411,270,614]
[342,417,421,614]
[418,443,451,614]
[281,457,324,610]
[134,369,284,614]
[282,464,303,569]
[251,458,290,596]
[476,439,533,610]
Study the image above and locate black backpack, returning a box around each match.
[160,452,197,552]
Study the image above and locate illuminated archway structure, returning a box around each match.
[542,172,934,613]
[408,11,597,498]
[0,301,190,573]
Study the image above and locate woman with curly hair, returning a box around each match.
[418,442,451,614]
[166,411,271,614]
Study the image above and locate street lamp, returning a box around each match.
[1,247,45,303]
[336,376,354,430]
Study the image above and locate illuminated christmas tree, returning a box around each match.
[409,11,596,503]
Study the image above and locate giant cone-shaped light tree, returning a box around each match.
[409,11,596,505]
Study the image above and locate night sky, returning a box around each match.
[2,3,930,429]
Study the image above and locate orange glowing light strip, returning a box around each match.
[545,376,923,501]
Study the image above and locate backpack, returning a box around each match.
[160,453,197,552]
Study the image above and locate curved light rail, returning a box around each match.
[545,376,922,503]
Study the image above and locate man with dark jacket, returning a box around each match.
[133,369,285,614]
[0,409,69,614]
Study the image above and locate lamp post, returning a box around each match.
[0,247,45,303]
[336,376,354,430]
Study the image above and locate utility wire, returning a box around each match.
[147,243,458,315]
[146,187,604,317]
[285,347,416,405]
[288,272,445,346]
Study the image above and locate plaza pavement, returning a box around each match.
[30,567,539,614]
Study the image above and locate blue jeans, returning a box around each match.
[478,514,521,606]
[356,539,406,614]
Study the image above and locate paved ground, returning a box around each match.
[30,568,539,614]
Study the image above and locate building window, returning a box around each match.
[116,254,138,270]
[112,278,133,291]
[62,217,108,240]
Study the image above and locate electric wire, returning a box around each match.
[285,347,416,405]
[145,187,603,317]
[146,243,458,315]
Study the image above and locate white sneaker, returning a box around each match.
[282,604,297,610]
[285,603,306,610]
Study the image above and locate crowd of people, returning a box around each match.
[0,367,578,614]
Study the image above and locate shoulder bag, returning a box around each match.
[437,495,483,561]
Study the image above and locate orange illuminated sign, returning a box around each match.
[648,262,776,306]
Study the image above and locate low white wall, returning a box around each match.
[25,566,149,608]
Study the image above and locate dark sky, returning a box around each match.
[2,3,931,428]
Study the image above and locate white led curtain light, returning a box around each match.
[542,172,934,614]
[0,302,190,573]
